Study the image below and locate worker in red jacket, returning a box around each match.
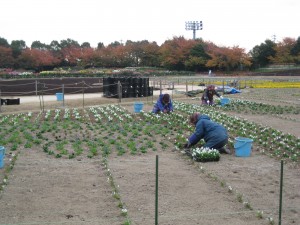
[201,85,222,105]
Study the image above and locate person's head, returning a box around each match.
[207,85,215,91]
[162,94,170,104]
[189,112,200,125]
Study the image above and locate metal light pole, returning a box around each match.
[185,21,203,40]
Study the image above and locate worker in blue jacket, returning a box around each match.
[184,112,230,154]
[152,93,173,114]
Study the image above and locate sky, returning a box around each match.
[1,0,299,52]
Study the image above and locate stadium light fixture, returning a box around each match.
[185,21,203,40]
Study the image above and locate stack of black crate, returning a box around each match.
[0,98,20,105]
[103,77,153,98]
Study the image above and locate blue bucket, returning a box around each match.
[134,102,144,113]
[0,146,5,169]
[56,93,64,101]
[220,98,230,106]
[234,137,253,157]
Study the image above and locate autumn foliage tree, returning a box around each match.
[139,41,160,67]
[17,48,60,71]
[0,35,299,73]
[159,36,196,70]
[0,46,15,68]
[269,37,297,64]
[206,44,252,71]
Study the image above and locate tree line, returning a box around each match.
[0,36,299,72]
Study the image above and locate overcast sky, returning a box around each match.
[1,0,299,51]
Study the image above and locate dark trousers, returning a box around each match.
[208,138,228,150]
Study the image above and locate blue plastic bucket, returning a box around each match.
[0,146,5,169]
[220,98,230,106]
[56,93,64,101]
[234,137,253,157]
[134,102,144,113]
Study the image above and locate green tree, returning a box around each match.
[81,42,91,48]
[291,36,300,64]
[249,39,276,68]
[11,40,27,58]
[97,42,104,49]
[0,37,10,47]
[60,38,80,48]
[31,41,49,50]
[185,42,211,71]
[49,40,61,51]
[108,41,122,48]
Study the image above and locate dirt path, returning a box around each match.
[0,147,124,225]
[0,147,269,225]
[109,150,267,225]
[225,112,300,138]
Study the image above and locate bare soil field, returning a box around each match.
[0,87,299,225]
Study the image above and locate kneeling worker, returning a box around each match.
[152,93,173,114]
[184,112,230,154]
[201,85,222,105]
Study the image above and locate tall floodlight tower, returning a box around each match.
[185,21,203,40]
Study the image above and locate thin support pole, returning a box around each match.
[41,85,45,112]
[118,81,122,103]
[152,89,154,103]
[160,80,162,95]
[0,89,2,113]
[278,160,283,225]
[155,155,159,225]
[172,82,174,101]
[82,88,85,108]
[35,80,38,96]
[62,84,65,108]
[186,80,188,93]
[222,80,225,95]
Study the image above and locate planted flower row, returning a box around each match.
[173,101,300,163]
[217,99,300,115]
[0,101,299,163]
